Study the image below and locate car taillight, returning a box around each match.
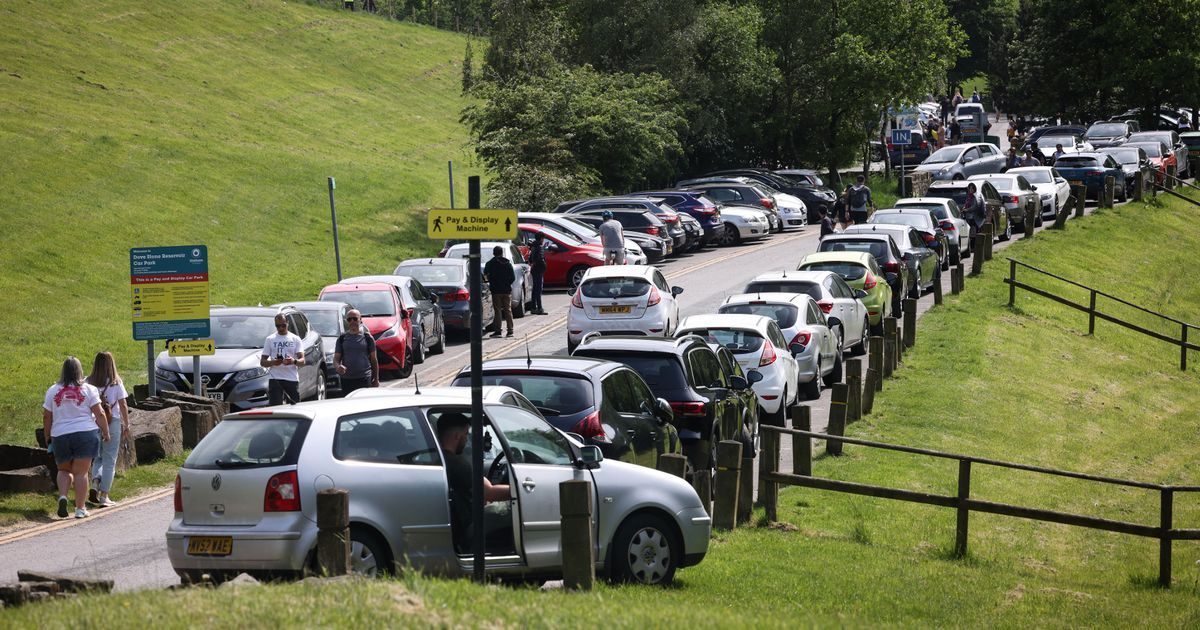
[919,141,928,149]
[789,331,812,350]
[444,289,470,303]
[645,226,660,236]
[887,142,894,151]
[760,198,775,209]
[174,474,182,512]
[670,401,707,417]
[572,412,604,441]
[863,272,878,290]
[699,205,718,215]
[922,232,936,243]
[647,286,661,307]
[1086,170,1103,176]
[884,261,901,273]
[571,291,583,308]
[1008,195,1020,204]
[759,342,777,367]
[939,220,954,230]
[264,470,301,512]
[817,300,833,314]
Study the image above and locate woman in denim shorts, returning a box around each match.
[42,357,109,519]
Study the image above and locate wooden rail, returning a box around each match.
[761,424,1200,587]
[1004,258,1199,370]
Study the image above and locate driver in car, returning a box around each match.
[437,412,511,550]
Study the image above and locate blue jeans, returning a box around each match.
[90,417,122,493]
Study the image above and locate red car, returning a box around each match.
[317,282,412,378]
[1125,141,1174,185]
[516,223,608,288]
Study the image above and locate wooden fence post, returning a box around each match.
[560,480,595,591]
[1132,172,1144,202]
[951,264,963,294]
[791,405,812,476]
[845,358,863,423]
[1182,324,1189,372]
[971,235,985,276]
[883,317,899,371]
[868,336,884,391]
[656,453,687,479]
[760,429,779,522]
[933,272,943,305]
[1072,184,1086,218]
[862,368,878,415]
[902,299,917,348]
[712,441,743,531]
[1008,259,1017,306]
[738,448,754,526]
[1053,201,1071,229]
[827,384,848,456]
[1102,176,1114,209]
[694,470,712,517]
[317,489,351,577]
[983,224,993,260]
[883,337,895,378]
[1088,289,1097,335]
[1166,164,1176,190]
[1024,205,1036,237]
[955,461,971,559]
[1159,488,1174,588]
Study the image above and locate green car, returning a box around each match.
[798,251,894,334]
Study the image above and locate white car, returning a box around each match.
[1006,166,1071,217]
[1036,135,1092,161]
[894,197,972,259]
[718,293,840,400]
[734,178,808,229]
[444,242,533,316]
[567,265,683,352]
[743,271,870,356]
[516,212,647,265]
[714,205,771,246]
[675,314,800,424]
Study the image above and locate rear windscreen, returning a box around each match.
[572,351,687,391]
[871,213,929,229]
[458,373,594,417]
[819,239,887,260]
[744,281,822,301]
[581,277,651,299]
[395,265,464,285]
[925,189,968,206]
[682,328,765,355]
[801,262,867,281]
[719,303,799,328]
[186,418,310,470]
[1055,157,1101,168]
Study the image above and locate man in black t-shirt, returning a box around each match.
[436,412,511,549]
[333,309,379,395]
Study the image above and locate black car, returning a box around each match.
[340,274,446,364]
[1022,125,1087,152]
[774,168,828,188]
[817,233,914,309]
[677,180,783,232]
[702,168,837,223]
[567,208,674,252]
[1085,121,1137,148]
[571,335,759,478]
[451,357,680,468]
[627,190,725,245]
[392,258,492,334]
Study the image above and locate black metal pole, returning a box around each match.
[328,177,343,281]
[468,175,485,583]
[448,161,456,209]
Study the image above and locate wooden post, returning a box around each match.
[1181,324,1189,372]
[1132,172,1143,202]
[971,235,985,276]
[845,358,863,423]
[694,472,712,517]
[894,325,904,363]
[1023,204,1036,237]
[560,480,595,591]
[955,461,971,558]
[1166,164,1176,190]
[983,224,993,260]
[883,337,895,378]
[712,441,743,531]
[951,264,962,294]
[862,368,877,415]
[827,384,847,456]
[1008,259,1017,306]
[316,489,351,577]
[738,451,754,525]
[902,299,916,348]
[1088,290,1097,335]
[883,317,899,371]
[1159,488,1174,588]
[656,453,687,479]
[933,272,943,305]
[791,406,811,476]
[1053,202,1071,229]
[1072,184,1086,218]
[760,430,779,522]
[868,336,884,391]
[1101,176,1114,209]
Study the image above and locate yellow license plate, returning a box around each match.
[187,536,233,556]
[599,306,632,314]
[1069,180,1082,187]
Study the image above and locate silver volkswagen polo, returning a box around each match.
[166,387,710,585]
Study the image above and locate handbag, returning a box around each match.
[98,384,113,423]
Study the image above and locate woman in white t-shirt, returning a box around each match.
[42,356,109,519]
[87,352,129,508]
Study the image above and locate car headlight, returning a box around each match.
[588,253,605,261]
[154,367,176,381]
[376,324,399,340]
[232,367,268,383]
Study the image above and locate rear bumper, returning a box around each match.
[166,516,315,573]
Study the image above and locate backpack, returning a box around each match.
[98,384,113,423]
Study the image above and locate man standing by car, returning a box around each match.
[598,210,625,265]
[528,233,548,315]
[483,245,515,338]
[437,412,510,549]
[333,308,379,395]
[261,314,305,405]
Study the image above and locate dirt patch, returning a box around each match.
[762,521,800,532]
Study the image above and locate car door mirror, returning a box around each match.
[728,375,749,391]
[855,288,870,299]
[655,397,674,423]
[746,369,764,384]
[564,432,585,444]
[671,286,684,297]
[1055,177,1066,183]
[576,445,603,469]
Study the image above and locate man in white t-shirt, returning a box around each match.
[261,314,305,405]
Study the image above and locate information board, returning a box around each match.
[130,245,211,341]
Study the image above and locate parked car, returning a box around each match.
[340,275,446,364]
[707,204,771,246]
[318,282,411,378]
[744,271,871,346]
[392,258,493,334]
[773,169,829,189]
[1034,134,1092,160]
[1124,141,1174,185]
[924,179,1011,241]
[513,223,607,289]
[627,191,725,245]
[572,335,760,481]
[709,345,764,445]
[444,242,533,315]
[699,169,827,223]
[271,301,349,397]
[718,293,842,399]
[1128,130,1189,177]
[155,306,326,409]
[967,173,1041,230]
[1023,125,1087,150]
[562,208,675,256]
[516,212,647,265]
[567,265,683,352]
[167,388,707,585]
[887,129,931,167]
[678,213,705,252]
[797,252,893,334]
[1181,131,1200,163]
[675,315,800,423]
[868,208,951,269]
[954,103,990,140]
[819,231,914,309]
[678,180,783,232]
[1084,121,1136,148]
[893,197,972,264]
[913,143,1007,181]
[556,197,687,251]
[1050,153,1128,201]
[1004,166,1071,217]
[566,214,665,263]
[841,224,940,301]
[451,358,681,471]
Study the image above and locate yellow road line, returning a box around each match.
[0,486,174,546]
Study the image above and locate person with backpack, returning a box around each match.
[334,308,379,395]
[848,175,874,224]
[43,356,108,519]
[483,245,516,338]
[86,351,128,508]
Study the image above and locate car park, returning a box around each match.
[968,174,1040,230]
[1084,121,1136,148]
[868,208,951,268]
[698,169,825,224]
[1128,131,1189,177]
[893,197,972,264]
[797,252,893,334]
[675,314,800,423]
[567,265,683,352]
[155,305,326,408]
[557,198,688,251]
[1004,166,1071,217]
[318,282,412,378]
[565,213,665,263]
[1034,134,1091,160]
[513,223,608,289]
[393,258,493,334]
[840,224,940,301]
[924,179,1011,241]
[340,275,446,364]
[271,301,349,397]
[1051,153,1128,201]
[451,358,681,470]
[563,208,676,256]
[743,271,870,347]
[516,212,648,265]
[718,292,843,399]
[167,388,707,585]
[1124,141,1174,185]
[627,191,725,245]
[913,143,1006,181]
[820,231,914,309]
[444,242,534,314]
[678,180,783,232]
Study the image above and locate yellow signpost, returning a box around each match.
[427,208,517,240]
[168,339,216,357]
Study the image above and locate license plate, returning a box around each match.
[599,306,632,314]
[207,391,224,401]
[1069,180,1082,187]
[187,536,233,556]
[903,153,916,159]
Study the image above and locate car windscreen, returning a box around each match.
[1055,156,1102,168]
[801,262,868,281]
[745,281,822,301]
[1039,136,1075,147]
[185,418,309,469]
[1127,143,1162,157]
[210,315,277,349]
[302,310,341,337]
[924,147,963,163]
[538,225,585,245]
[581,277,651,299]
[464,373,594,417]
[870,212,931,229]
[924,188,968,206]
[820,237,890,259]
[320,290,395,317]
[977,178,1015,192]
[395,264,464,285]
[682,328,765,355]
[573,351,687,391]
[1086,123,1126,137]
[1102,149,1140,165]
[719,303,799,328]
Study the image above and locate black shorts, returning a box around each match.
[268,379,300,405]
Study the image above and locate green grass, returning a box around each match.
[0,0,474,446]
[5,193,1199,626]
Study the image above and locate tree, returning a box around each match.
[946,0,1017,87]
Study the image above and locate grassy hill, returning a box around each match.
[0,0,473,444]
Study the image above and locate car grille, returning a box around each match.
[176,371,233,393]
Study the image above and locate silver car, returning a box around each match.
[713,205,771,246]
[166,387,709,585]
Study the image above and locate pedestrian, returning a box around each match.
[970,89,980,103]
[963,182,988,238]
[261,313,306,405]
[1052,143,1066,162]
[819,207,835,239]
[939,94,951,124]
[334,308,379,395]
[598,210,625,265]
[528,233,548,315]
[949,119,962,145]
[43,356,108,519]
[835,184,853,228]
[483,245,515,338]
[848,175,874,224]
[1022,149,1042,167]
[951,89,963,109]
[1005,147,1022,171]
[86,352,128,508]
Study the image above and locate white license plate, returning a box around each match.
[207,392,224,401]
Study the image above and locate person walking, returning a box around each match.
[939,94,951,125]
[836,184,854,228]
[261,313,306,405]
[848,175,874,224]
[970,89,981,103]
[43,356,108,519]
[963,182,988,238]
[951,89,963,109]
[1022,149,1042,167]
[334,308,379,395]
[949,119,962,145]
[528,233,548,315]
[1052,143,1066,163]
[86,352,128,508]
[818,208,835,239]
[1005,147,1022,171]
[598,211,625,265]
[483,245,515,338]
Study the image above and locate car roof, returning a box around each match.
[224,392,520,421]
[462,356,618,377]
[800,251,875,266]
[679,313,775,332]
[345,386,521,404]
[1005,166,1052,173]
[397,258,467,267]
[895,197,952,206]
[446,242,515,252]
[321,282,395,293]
[822,232,894,243]
[581,264,656,280]
[575,335,704,354]
[210,306,284,317]
[750,270,835,283]
[271,300,346,311]
[722,292,814,307]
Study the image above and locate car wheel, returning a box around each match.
[850,318,869,356]
[907,271,920,300]
[720,223,741,246]
[803,367,822,399]
[512,287,526,318]
[609,513,680,586]
[824,347,843,387]
[430,321,446,355]
[349,527,391,578]
[999,220,1012,242]
[568,266,589,289]
[396,346,414,379]
[412,332,426,364]
[313,371,326,401]
[949,242,961,266]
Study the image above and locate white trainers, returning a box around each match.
[98,496,117,508]
[74,507,89,519]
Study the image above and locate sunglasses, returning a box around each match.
[346,317,360,321]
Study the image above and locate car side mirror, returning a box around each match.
[728,375,749,390]
[1055,177,1066,183]
[855,288,870,298]
[576,445,603,469]
[655,397,674,423]
[671,286,684,297]
[746,370,764,385]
